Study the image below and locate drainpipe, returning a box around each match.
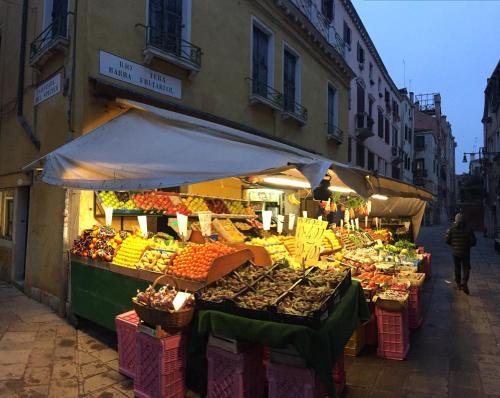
[67,0,78,140]
[17,0,41,150]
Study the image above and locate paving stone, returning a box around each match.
[79,361,109,379]
[374,367,408,393]
[24,366,52,386]
[481,375,500,396]
[83,370,124,394]
[111,379,134,398]
[92,387,129,398]
[346,363,381,388]
[0,364,28,380]
[449,370,482,390]
[407,372,448,395]
[48,377,79,398]
[448,385,485,398]
[27,348,54,367]
[52,361,77,379]
[89,347,119,363]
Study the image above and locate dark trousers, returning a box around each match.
[453,255,470,285]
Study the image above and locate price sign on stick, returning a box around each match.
[104,207,113,227]
[137,216,148,237]
[302,211,308,218]
[262,210,272,231]
[277,215,285,234]
[294,217,328,264]
[176,212,188,240]
[198,211,212,236]
[288,214,296,231]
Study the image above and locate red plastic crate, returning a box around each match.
[267,362,324,398]
[409,285,423,329]
[375,307,410,360]
[207,345,265,398]
[115,310,139,379]
[134,332,187,398]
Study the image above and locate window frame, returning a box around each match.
[327,81,339,131]
[1,191,14,241]
[343,21,351,49]
[146,0,193,49]
[356,42,365,64]
[356,142,365,168]
[384,117,390,144]
[282,42,301,112]
[321,0,334,23]
[251,17,275,93]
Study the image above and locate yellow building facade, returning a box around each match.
[0,0,353,312]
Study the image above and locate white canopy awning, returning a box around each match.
[28,101,334,190]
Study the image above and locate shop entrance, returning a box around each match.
[12,186,29,284]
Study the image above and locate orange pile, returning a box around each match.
[167,243,236,281]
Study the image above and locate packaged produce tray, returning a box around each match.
[196,262,351,328]
[269,269,351,329]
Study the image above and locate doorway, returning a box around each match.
[12,187,29,284]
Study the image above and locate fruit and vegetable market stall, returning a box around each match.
[26,99,434,397]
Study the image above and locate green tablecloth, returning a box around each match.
[186,281,370,396]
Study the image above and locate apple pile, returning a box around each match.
[206,198,229,214]
[131,192,191,215]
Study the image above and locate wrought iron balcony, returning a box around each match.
[327,123,343,143]
[246,78,284,112]
[30,15,70,66]
[282,96,308,125]
[289,0,346,58]
[391,146,404,164]
[138,24,202,76]
[355,112,374,141]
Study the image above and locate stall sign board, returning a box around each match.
[34,74,61,105]
[99,50,181,99]
[294,217,328,263]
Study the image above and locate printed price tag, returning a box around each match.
[198,211,212,236]
[176,212,188,239]
[137,216,148,237]
[104,207,113,226]
[277,215,285,234]
[288,214,296,231]
[173,292,193,311]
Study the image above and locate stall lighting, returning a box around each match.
[328,186,355,194]
[262,177,311,189]
[371,194,389,201]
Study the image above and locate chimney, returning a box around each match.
[410,92,414,102]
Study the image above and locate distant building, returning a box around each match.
[414,93,456,224]
[413,130,439,225]
[482,60,500,239]
[398,89,415,184]
[336,0,403,177]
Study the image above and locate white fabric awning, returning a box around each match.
[29,101,334,190]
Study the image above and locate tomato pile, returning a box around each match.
[167,243,236,281]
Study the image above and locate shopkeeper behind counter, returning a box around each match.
[313,179,343,225]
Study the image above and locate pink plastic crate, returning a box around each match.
[375,306,410,361]
[267,363,325,398]
[115,310,139,379]
[409,285,423,329]
[207,346,265,398]
[134,332,187,398]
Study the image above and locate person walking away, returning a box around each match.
[445,213,476,294]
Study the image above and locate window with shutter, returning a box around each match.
[328,85,337,130]
[343,22,351,47]
[385,118,390,144]
[252,26,269,98]
[283,49,297,112]
[148,0,182,55]
[356,143,365,168]
[322,0,334,22]
[51,0,68,37]
[378,109,384,138]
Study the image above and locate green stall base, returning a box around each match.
[70,259,149,331]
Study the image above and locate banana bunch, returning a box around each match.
[287,193,301,205]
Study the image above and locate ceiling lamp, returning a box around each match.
[262,177,311,189]
[328,186,355,193]
[371,194,389,200]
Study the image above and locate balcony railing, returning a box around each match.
[289,0,346,58]
[137,24,202,74]
[246,78,284,112]
[30,15,70,66]
[355,112,375,141]
[283,96,308,124]
[327,123,343,143]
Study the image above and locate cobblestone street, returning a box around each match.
[345,225,500,398]
[0,225,499,397]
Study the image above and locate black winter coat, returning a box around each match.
[445,222,476,258]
